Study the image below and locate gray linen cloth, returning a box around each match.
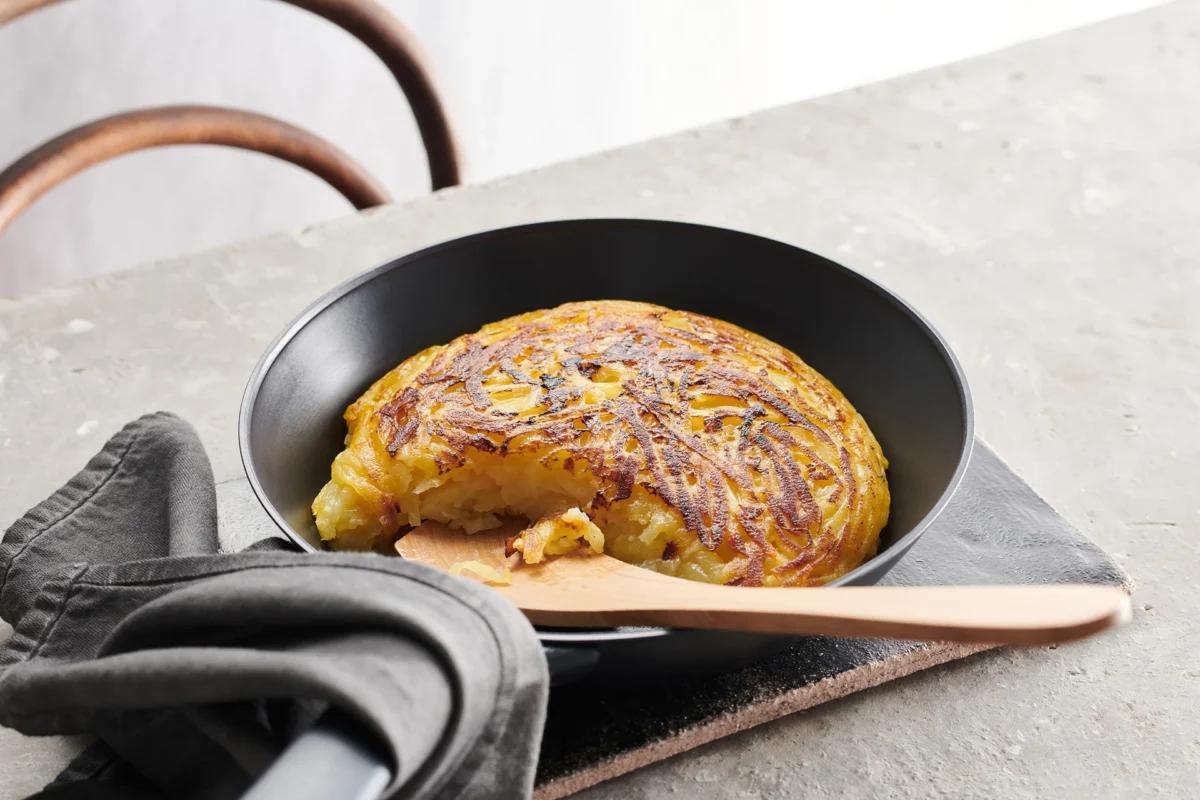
[0,413,548,799]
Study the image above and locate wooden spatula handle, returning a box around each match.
[517,583,1131,646]
[396,523,1129,646]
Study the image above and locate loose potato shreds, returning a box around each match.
[448,560,513,586]
[512,508,605,564]
[313,300,890,587]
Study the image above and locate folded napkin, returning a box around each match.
[0,413,548,799]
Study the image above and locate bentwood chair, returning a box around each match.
[0,0,460,240]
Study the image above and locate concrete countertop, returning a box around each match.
[1,2,1196,797]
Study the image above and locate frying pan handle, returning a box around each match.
[242,709,391,800]
[242,646,594,798]
[544,644,601,686]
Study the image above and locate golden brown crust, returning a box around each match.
[337,300,889,586]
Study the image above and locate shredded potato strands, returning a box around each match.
[510,508,605,564]
[448,560,513,586]
[314,301,889,588]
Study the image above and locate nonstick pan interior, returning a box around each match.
[240,219,973,684]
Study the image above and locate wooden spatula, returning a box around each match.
[396,522,1130,645]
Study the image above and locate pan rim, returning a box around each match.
[238,218,975,638]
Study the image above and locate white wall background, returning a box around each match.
[0,0,1160,296]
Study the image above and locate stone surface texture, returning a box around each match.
[1,2,1197,797]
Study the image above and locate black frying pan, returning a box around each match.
[239,219,973,688]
